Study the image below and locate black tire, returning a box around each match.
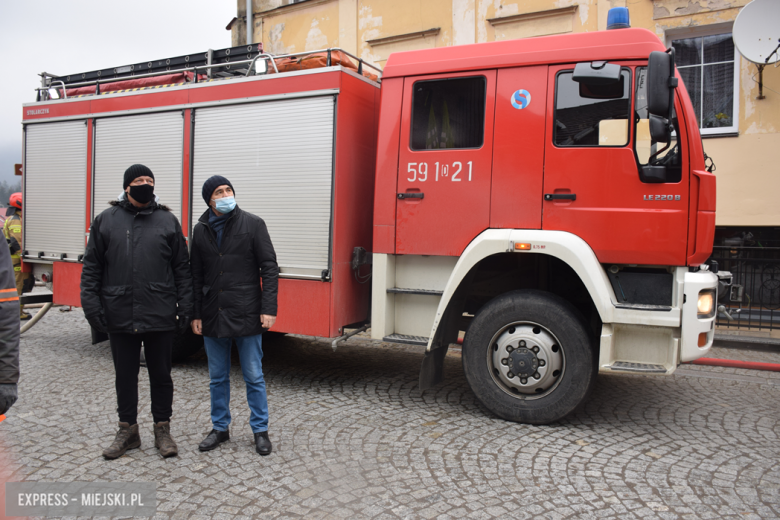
[462,289,596,424]
[171,328,204,363]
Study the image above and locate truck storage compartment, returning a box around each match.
[93,112,185,221]
[24,120,88,261]
[192,95,336,280]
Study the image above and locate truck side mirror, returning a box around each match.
[573,61,621,85]
[639,164,671,183]
[646,49,678,145]
[648,114,670,143]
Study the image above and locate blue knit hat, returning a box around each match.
[202,175,234,205]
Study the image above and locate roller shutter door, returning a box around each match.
[94,112,184,221]
[24,120,87,260]
[193,96,335,279]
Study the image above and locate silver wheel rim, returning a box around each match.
[487,321,565,400]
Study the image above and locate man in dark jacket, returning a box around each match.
[81,164,193,460]
[0,232,21,417]
[190,175,279,456]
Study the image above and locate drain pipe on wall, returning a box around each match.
[246,0,253,45]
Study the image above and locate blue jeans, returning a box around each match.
[203,334,268,433]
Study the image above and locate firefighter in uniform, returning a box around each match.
[0,218,21,417]
[3,193,33,320]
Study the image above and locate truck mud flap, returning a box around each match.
[419,344,449,391]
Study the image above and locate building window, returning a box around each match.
[553,69,631,147]
[410,77,486,150]
[672,33,738,134]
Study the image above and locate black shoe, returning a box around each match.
[254,431,272,456]
[198,429,229,451]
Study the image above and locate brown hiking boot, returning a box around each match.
[153,421,178,458]
[102,422,141,459]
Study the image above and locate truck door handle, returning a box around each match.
[544,193,576,201]
[398,193,424,200]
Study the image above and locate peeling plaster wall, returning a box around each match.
[452,0,476,46]
[476,0,598,43]
[652,0,749,19]
[708,134,780,225]
[357,0,453,67]
[339,0,358,54]
[260,0,340,55]
[234,0,285,47]
[240,0,779,226]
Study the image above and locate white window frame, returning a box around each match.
[666,22,740,136]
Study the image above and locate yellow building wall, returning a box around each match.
[234,0,780,227]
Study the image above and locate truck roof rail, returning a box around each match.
[35,46,382,101]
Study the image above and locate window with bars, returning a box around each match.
[672,33,738,134]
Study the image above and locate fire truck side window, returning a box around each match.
[410,77,486,150]
[634,67,683,183]
[553,69,631,147]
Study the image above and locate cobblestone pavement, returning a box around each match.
[1,306,780,519]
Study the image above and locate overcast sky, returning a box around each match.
[0,0,236,186]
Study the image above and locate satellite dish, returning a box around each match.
[732,0,780,64]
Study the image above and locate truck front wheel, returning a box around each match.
[462,290,596,424]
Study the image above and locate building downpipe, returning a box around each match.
[246,0,253,45]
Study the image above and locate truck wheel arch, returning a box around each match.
[419,230,613,391]
[427,229,616,353]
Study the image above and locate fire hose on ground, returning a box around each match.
[19,292,54,335]
[20,302,53,334]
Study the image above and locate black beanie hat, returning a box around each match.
[202,175,235,205]
[123,164,154,189]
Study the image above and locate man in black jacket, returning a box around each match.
[190,175,278,456]
[81,164,193,460]
[0,232,21,417]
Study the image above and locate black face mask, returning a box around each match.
[128,184,154,204]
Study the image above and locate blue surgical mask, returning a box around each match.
[213,196,236,214]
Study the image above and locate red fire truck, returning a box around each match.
[20,17,720,424]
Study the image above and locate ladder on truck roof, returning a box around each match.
[36,45,381,101]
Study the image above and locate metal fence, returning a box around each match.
[711,245,780,331]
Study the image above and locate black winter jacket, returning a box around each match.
[0,238,20,385]
[191,206,279,338]
[81,197,194,333]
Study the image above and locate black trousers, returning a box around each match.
[108,331,175,424]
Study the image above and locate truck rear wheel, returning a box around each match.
[462,290,595,424]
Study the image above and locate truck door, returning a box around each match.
[542,64,690,266]
[395,71,496,256]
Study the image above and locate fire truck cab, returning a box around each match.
[370,27,718,423]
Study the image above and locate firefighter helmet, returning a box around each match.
[8,192,21,209]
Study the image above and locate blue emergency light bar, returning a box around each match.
[607,7,631,30]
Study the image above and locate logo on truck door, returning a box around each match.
[644,195,681,201]
[511,90,531,109]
